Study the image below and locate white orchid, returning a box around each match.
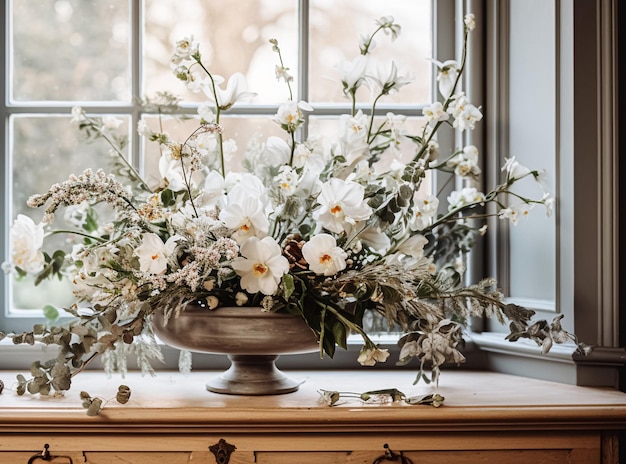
[337,55,369,95]
[448,93,483,131]
[447,145,481,178]
[409,194,439,230]
[204,72,256,111]
[502,156,532,181]
[232,236,289,295]
[314,178,373,234]
[302,233,347,276]
[422,101,449,127]
[447,187,486,210]
[499,203,535,225]
[365,61,413,96]
[219,195,270,244]
[431,59,459,99]
[135,233,181,275]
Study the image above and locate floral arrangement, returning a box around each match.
[2,14,583,400]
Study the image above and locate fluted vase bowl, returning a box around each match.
[151,305,320,395]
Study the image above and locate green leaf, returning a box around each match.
[43,305,60,322]
[161,188,175,207]
[332,322,348,349]
[282,273,295,300]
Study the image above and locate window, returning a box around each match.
[3,1,620,387]
[1,0,436,368]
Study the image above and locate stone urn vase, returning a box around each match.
[151,304,320,395]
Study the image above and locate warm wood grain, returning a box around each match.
[0,370,623,464]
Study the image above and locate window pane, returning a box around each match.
[309,0,431,104]
[143,0,298,104]
[10,0,130,102]
[141,115,290,186]
[10,115,131,310]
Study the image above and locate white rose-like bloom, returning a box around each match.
[302,234,347,276]
[135,233,181,275]
[8,214,45,273]
[173,35,197,59]
[232,236,289,295]
[273,100,313,132]
[314,178,373,234]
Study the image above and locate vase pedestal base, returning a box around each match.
[207,355,304,395]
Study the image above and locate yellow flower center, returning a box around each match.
[330,205,342,215]
[151,254,159,260]
[319,254,332,265]
[253,263,268,277]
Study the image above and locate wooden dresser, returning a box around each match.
[1,370,625,463]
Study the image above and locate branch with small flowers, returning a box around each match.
[1,12,588,412]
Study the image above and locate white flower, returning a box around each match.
[274,100,313,132]
[302,234,347,276]
[101,115,123,132]
[498,203,534,225]
[430,59,459,98]
[396,234,429,259]
[447,145,481,178]
[543,194,555,217]
[135,233,181,275]
[220,194,270,244]
[447,187,485,210]
[259,136,291,168]
[314,178,373,233]
[232,236,289,295]
[422,101,449,126]
[274,166,299,197]
[357,346,390,366]
[274,65,293,83]
[358,226,392,254]
[137,120,153,138]
[464,14,476,31]
[337,55,369,94]
[158,153,188,192]
[448,93,483,131]
[365,61,413,96]
[8,214,45,273]
[502,156,531,181]
[173,35,198,59]
[70,106,85,124]
[197,105,216,123]
[409,194,439,230]
[204,72,256,110]
[337,110,370,165]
